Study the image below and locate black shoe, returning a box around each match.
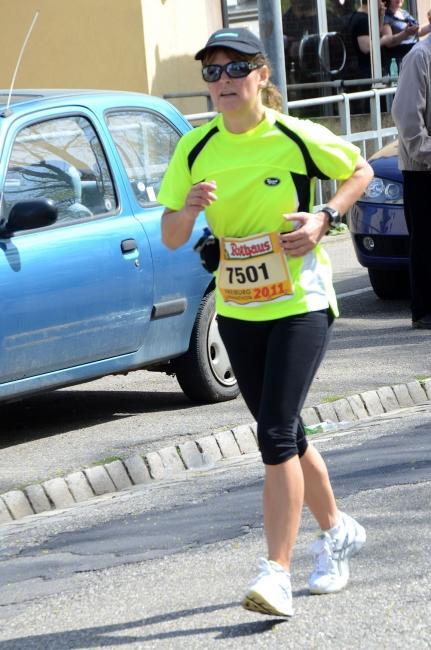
[412,315,431,329]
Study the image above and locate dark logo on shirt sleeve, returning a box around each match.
[264,177,281,186]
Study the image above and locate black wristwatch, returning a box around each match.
[320,206,341,229]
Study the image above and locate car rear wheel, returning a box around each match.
[173,291,239,403]
[368,268,410,300]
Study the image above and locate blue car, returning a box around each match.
[348,139,410,299]
[0,90,238,404]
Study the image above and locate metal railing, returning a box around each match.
[181,84,398,207]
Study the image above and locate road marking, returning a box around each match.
[337,287,373,298]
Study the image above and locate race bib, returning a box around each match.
[218,232,294,306]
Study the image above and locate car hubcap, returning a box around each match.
[207,316,236,387]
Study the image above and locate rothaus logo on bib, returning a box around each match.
[223,234,273,260]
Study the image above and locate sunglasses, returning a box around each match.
[201,61,262,83]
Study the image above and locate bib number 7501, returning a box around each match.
[225,262,269,284]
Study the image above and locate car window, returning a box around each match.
[2,115,117,226]
[105,110,180,206]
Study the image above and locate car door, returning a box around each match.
[105,107,211,361]
[0,110,153,384]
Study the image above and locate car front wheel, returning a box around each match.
[173,291,239,403]
[368,268,410,300]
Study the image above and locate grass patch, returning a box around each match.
[92,456,122,467]
[322,395,344,403]
[328,223,348,235]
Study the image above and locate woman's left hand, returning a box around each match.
[280,212,328,257]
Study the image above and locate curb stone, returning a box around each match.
[377,386,399,413]
[66,471,95,502]
[392,384,415,408]
[1,377,430,525]
[360,390,385,416]
[145,452,165,480]
[104,460,133,491]
[347,394,368,419]
[407,380,428,404]
[1,490,34,519]
[195,436,223,464]
[42,477,74,509]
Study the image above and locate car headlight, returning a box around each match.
[360,177,403,204]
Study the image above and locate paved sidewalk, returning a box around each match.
[1,377,430,525]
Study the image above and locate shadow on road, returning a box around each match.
[0,602,286,648]
[1,388,192,449]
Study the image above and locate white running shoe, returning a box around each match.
[308,511,366,595]
[241,557,294,617]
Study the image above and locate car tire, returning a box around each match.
[173,291,239,403]
[368,268,410,300]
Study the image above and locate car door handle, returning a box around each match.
[121,238,137,253]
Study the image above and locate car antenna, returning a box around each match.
[1,11,39,118]
[0,11,39,227]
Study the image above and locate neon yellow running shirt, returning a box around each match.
[158,108,360,321]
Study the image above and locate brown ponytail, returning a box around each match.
[253,53,283,111]
[261,80,283,111]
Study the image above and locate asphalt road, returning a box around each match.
[1,234,430,494]
[0,403,430,648]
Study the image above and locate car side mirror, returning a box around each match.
[0,199,58,234]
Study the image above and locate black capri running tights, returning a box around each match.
[217,309,333,465]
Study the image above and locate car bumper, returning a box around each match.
[348,203,409,270]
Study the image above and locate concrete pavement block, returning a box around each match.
[214,430,241,458]
[104,460,133,490]
[315,402,338,423]
[250,422,258,441]
[124,454,152,484]
[332,398,356,422]
[301,407,321,426]
[42,478,75,509]
[159,446,185,474]
[423,378,431,400]
[145,452,165,480]
[392,384,414,408]
[347,394,368,420]
[1,490,33,520]
[196,436,223,464]
[360,390,384,416]
[377,386,399,412]
[232,425,258,454]
[66,471,95,502]
[0,497,13,523]
[407,381,428,404]
[24,484,51,514]
[84,466,116,496]
[177,441,204,469]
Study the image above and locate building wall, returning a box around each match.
[141,0,222,114]
[0,0,221,115]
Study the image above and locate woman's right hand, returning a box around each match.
[161,181,217,250]
[183,181,218,221]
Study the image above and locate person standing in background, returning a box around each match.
[347,0,418,78]
[384,0,431,71]
[392,31,431,329]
